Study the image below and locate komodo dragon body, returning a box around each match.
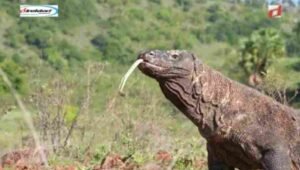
[137,50,300,170]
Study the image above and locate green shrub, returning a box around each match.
[286,21,300,56]
[0,59,28,94]
[175,0,192,11]
[156,8,172,23]
[149,0,161,4]
[25,29,53,49]
[91,35,107,53]
[5,28,25,48]
[58,0,96,29]
[42,47,68,71]
[205,5,280,44]
[0,51,5,63]
[128,8,145,21]
[240,28,285,76]
[11,53,22,64]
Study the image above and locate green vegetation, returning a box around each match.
[0,0,299,169]
[240,28,285,76]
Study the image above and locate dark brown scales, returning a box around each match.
[137,50,300,170]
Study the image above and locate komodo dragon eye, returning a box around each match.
[149,51,155,56]
[171,54,179,60]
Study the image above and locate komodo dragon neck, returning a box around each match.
[159,64,234,139]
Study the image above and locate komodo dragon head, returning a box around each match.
[138,50,201,80]
[138,50,207,127]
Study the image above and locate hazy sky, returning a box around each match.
[291,0,299,5]
[267,0,299,5]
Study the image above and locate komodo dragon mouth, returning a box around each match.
[138,50,192,79]
[137,51,170,76]
[140,61,166,71]
[119,50,190,94]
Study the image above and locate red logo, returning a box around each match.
[20,7,27,13]
[268,5,282,18]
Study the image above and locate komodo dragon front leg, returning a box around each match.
[208,143,292,170]
[207,143,235,170]
[261,145,292,170]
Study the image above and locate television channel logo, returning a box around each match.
[20,5,58,17]
[267,0,282,18]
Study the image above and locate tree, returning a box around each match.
[240,28,285,78]
[240,28,300,105]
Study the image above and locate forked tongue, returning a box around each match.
[119,59,143,95]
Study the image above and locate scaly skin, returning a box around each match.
[137,50,300,170]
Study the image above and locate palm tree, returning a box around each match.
[240,28,285,86]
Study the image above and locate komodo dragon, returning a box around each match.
[137,50,300,170]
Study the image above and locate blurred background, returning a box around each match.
[0,0,299,169]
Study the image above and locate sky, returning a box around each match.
[291,0,300,5]
[267,0,299,5]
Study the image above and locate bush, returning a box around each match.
[41,41,86,70]
[5,28,25,48]
[149,0,161,4]
[239,28,285,76]
[156,8,173,23]
[25,29,53,49]
[128,8,145,21]
[286,21,300,56]
[205,5,280,44]
[0,51,5,63]
[91,35,107,53]
[175,0,192,11]
[58,0,96,29]
[42,47,68,71]
[0,59,28,94]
